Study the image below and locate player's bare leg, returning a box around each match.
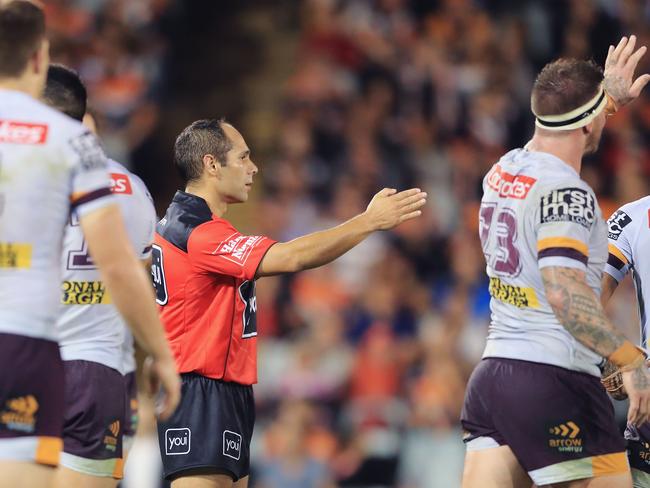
[544,472,632,487]
[53,466,119,488]
[462,446,532,488]
[172,473,248,488]
[0,461,54,488]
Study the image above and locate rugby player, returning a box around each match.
[0,2,180,487]
[461,36,650,488]
[601,194,650,487]
[153,119,426,488]
[41,63,157,488]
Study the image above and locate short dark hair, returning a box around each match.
[531,58,604,117]
[174,119,233,183]
[42,64,87,121]
[0,1,46,78]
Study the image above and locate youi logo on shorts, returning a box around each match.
[165,428,191,455]
[223,430,242,460]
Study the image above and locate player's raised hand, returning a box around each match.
[622,363,650,426]
[604,35,650,107]
[144,355,181,421]
[364,187,427,231]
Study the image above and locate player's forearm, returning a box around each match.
[541,266,627,358]
[600,272,619,308]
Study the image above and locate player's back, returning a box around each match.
[480,148,607,376]
[605,196,650,349]
[57,159,156,372]
[0,89,111,341]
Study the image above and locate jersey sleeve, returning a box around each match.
[604,208,633,283]
[535,183,597,271]
[187,220,277,280]
[65,130,114,217]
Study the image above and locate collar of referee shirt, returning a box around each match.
[533,85,615,131]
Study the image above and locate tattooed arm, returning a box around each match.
[542,265,650,425]
[541,266,626,356]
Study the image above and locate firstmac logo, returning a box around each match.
[165,428,191,455]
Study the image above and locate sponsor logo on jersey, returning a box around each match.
[607,210,632,240]
[110,173,133,194]
[214,233,263,266]
[548,421,582,453]
[540,187,595,229]
[0,395,38,433]
[489,277,539,308]
[223,430,242,460]
[165,428,191,455]
[0,120,48,145]
[61,281,111,305]
[69,132,107,171]
[0,243,32,268]
[486,164,537,199]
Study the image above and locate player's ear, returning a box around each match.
[203,154,221,178]
[582,121,593,135]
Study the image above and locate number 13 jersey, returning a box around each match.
[480,148,607,376]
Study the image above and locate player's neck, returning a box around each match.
[184,185,227,218]
[524,134,584,175]
[0,74,42,99]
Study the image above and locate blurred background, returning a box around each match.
[46,0,650,486]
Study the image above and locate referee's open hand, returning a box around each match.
[364,188,427,231]
[144,355,181,421]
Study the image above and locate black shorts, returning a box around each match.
[0,333,64,466]
[157,374,255,482]
[60,360,125,478]
[626,423,650,477]
[461,358,628,486]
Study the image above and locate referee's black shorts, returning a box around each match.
[157,373,255,482]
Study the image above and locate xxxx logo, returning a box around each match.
[549,421,580,438]
[548,421,583,453]
[0,395,38,433]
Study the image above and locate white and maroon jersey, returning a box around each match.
[480,148,607,376]
[57,160,156,372]
[604,197,650,350]
[0,89,114,342]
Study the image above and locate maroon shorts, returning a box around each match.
[60,360,125,478]
[0,332,64,466]
[626,423,650,474]
[123,371,138,439]
[461,358,628,485]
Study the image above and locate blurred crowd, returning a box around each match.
[49,0,650,487]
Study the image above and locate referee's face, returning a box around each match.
[218,124,258,204]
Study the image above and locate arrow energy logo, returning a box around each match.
[548,421,582,453]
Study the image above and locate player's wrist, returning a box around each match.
[608,340,645,370]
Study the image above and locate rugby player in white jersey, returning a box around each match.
[461,36,650,488]
[42,63,157,488]
[601,194,650,487]
[0,3,180,487]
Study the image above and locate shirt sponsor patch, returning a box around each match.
[110,173,133,194]
[0,243,32,268]
[214,233,263,266]
[486,164,537,199]
[540,187,595,229]
[489,277,539,308]
[69,132,106,171]
[0,120,48,145]
[61,281,111,305]
[607,210,632,240]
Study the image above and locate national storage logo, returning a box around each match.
[61,281,111,305]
